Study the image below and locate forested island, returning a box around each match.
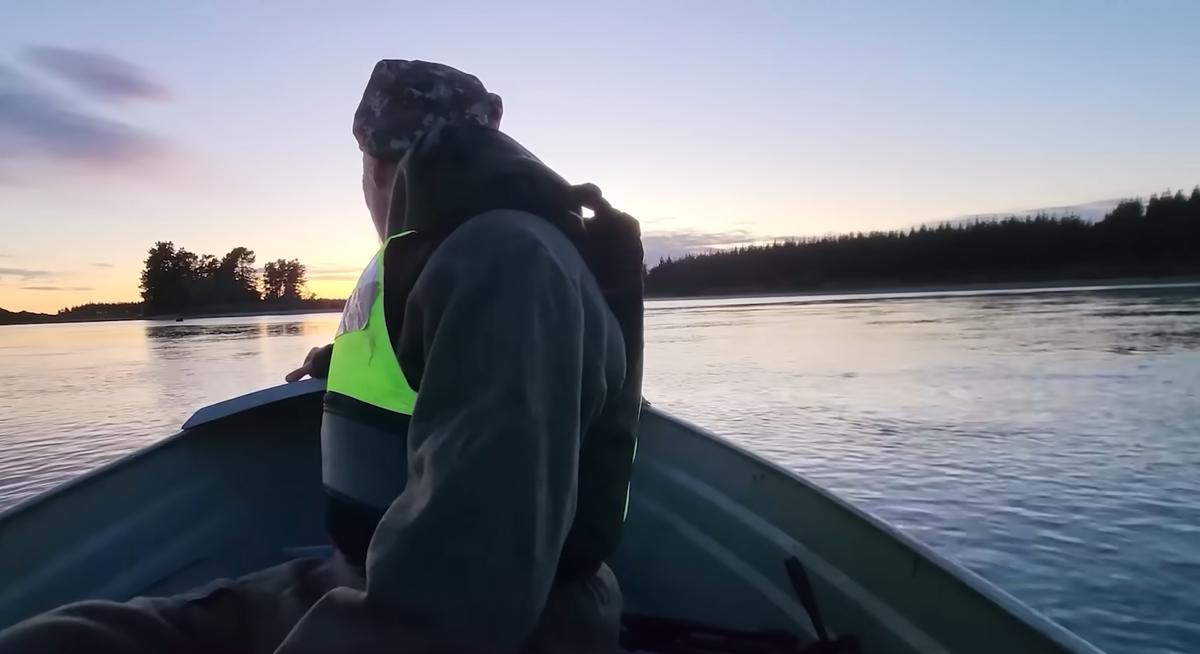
[136,241,334,315]
[645,190,1200,297]
[1,242,344,325]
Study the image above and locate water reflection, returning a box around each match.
[144,320,311,341]
[1111,328,1200,354]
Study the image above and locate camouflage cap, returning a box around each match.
[353,59,501,160]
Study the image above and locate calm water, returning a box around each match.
[2,284,1199,653]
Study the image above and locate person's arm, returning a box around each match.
[277,214,589,654]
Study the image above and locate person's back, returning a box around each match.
[286,206,631,652]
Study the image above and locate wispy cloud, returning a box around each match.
[643,229,788,265]
[942,198,1123,226]
[306,264,365,282]
[0,266,55,280]
[0,57,167,181]
[20,285,93,292]
[24,46,169,103]
[91,262,115,268]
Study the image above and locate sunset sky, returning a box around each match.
[2,1,1199,313]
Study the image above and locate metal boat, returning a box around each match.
[0,380,1101,653]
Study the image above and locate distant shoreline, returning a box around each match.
[168,306,342,320]
[644,275,1200,302]
[4,275,1199,327]
[0,304,344,327]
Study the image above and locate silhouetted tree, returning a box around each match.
[139,242,192,314]
[1104,199,1143,224]
[281,259,307,301]
[191,254,220,305]
[217,247,261,303]
[262,260,285,301]
[262,258,307,302]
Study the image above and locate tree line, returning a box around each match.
[645,188,1200,296]
[140,242,310,315]
[6,187,1197,324]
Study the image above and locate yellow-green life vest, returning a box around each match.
[326,232,417,415]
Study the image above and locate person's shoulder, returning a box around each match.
[437,210,583,274]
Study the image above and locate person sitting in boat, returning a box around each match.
[0,59,644,654]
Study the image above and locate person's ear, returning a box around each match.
[486,93,504,129]
[365,154,395,191]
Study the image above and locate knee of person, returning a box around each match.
[0,600,131,653]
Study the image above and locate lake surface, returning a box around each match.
[2,284,1199,653]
